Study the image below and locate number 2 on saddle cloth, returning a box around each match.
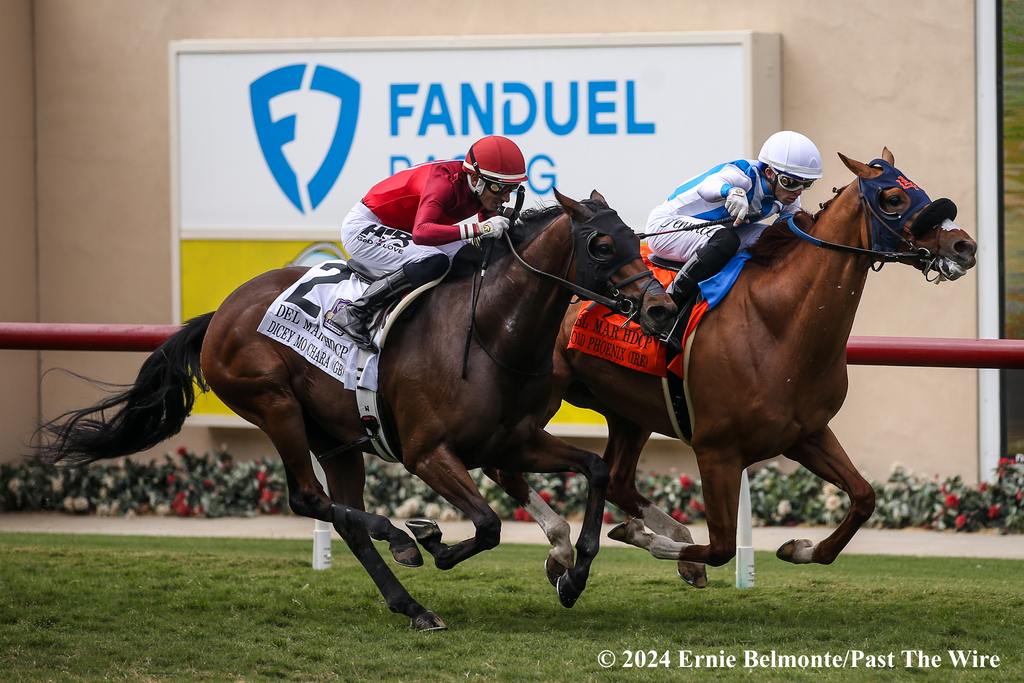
[566,244,715,380]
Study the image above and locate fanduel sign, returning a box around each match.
[174,35,779,235]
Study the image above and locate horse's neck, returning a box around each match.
[476,219,574,368]
[755,184,871,365]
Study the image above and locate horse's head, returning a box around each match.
[839,148,977,281]
[552,188,676,336]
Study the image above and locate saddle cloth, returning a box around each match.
[257,260,380,391]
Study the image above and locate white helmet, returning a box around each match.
[758,131,823,179]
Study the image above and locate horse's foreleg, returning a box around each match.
[485,468,574,587]
[601,414,707,588]
[505,430,609,609]
[407,446,503,570]
[779,427,876,565]
[651,453,742,567]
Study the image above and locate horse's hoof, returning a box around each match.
[545,555,571,588]
[406,518,443,545]
[410,611,447,632]
[776,538,815,564]
[677,561,708,588]
[556,571,582,609]
[391,543,424,568]
[607,522,630,543]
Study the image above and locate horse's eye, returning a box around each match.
[888,195,902,206]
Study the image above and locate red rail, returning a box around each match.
[0,323,1023,368]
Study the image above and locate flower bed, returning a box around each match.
[2,449,1022,533]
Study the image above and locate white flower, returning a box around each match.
[155,503,171,516]
[825,494,842,511]
[73,497,89,512]
[424,503,442,519]
[374,506,389,516]
[50,476,63,493]
[123,508,135,518]
[7,478,22,494]
[395,498,421,518]
[439,508,461,522]
[99,487,109,498]
[822,483,839,496]
[96,503,111,516]
[102,475,115,489]
[63,496,75,511]
[776,500,792,517]
[110,501,121,515]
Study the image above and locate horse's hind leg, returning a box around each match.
[600,414,707,588]
[316,446,443,631]
[484,468,574,587]
[222,386,436,629]
[778,427,876,565]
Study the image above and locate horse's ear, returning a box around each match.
[838,152,883,179]
[553,187,593,221]
[881,147,895,164]
[589,189,608,206]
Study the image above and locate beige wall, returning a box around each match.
[0,0,39,462]
[8,0,981,481]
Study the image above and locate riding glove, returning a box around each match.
[475,215,510,240]
[725,186,749,226]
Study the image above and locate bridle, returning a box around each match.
[461,201,662,378]
[783,159,959,282]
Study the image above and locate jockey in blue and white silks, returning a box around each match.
[643,131,824,310]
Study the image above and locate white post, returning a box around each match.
[310,454,332,570]
[735,468,755,588]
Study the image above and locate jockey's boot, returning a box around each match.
[328,268,412,350]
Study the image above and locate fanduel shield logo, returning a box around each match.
[250,64,360,214]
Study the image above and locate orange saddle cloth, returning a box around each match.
[566,246,709,379]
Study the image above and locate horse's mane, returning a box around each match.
[746,185,849,266]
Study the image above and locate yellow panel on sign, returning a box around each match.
[180,239,605,428]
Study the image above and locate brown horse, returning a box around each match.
[490,150,978,587]
[36,190,676,630]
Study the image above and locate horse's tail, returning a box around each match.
[36,312,215,467]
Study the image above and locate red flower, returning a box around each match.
[670,509,690,524]
[987,504,1001,520]
[173,491,187,506]
[1017,491,1023,502]
[978,482,988,492]
[955,514,967,530]
[999,457,1012,466]
[602,511,615,524]
[679,474,694,490]
[256,471,268,486]
[539,490,553,504]
[176,446,188,456]
[165,474,176,486]
[688,498,705,513]
[259,488,275,504]
[944,494,959,509]
[194,505,204,517]
[513,507,532,522]
[202,479,214,490]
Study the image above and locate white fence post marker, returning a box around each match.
[735,468,755,588]
[310,454,332,570]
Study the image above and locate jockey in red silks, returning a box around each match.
[326,135,529,349]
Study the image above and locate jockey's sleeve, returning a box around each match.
[410,171,470,246]
[695,164,753,204]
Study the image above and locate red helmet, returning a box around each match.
[462,135,528,189]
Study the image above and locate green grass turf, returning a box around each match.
[0,533,1021,681]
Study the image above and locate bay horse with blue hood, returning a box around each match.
[488,149,977,587]
[35,189,676,630]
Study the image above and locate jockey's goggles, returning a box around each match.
[482,179,521,195]
[774,171,816,191]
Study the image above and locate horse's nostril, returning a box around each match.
[954,239,977,258]
[647,305,670,321]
